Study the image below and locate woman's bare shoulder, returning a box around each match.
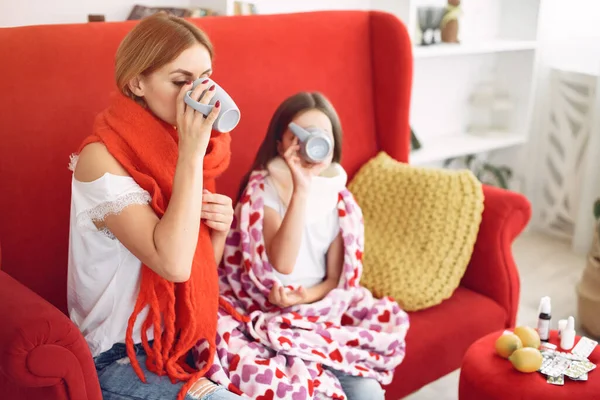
[74,142,130,182]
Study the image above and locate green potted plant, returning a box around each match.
[576,198,600,338]
[594,198,600,238]
[444,154,513,190]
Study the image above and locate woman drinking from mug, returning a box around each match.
[68,13,244,400]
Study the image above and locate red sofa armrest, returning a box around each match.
[460,185,531,328]
[0,270,101,400]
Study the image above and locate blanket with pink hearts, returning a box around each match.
[193,171,409,400]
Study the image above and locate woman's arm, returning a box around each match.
[75,142,207,283]
[210,231,227,265]
[263,188,308,275]
[74,82,220,283]
[201,190,234,265]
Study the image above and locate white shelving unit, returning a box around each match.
[413,40,537,59]
[410,132,527,165]
[371,0,542,168]
[192,0,542,171]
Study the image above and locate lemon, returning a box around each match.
[513,326,541,349]
[509,347,543,373]
[495,333,523,358]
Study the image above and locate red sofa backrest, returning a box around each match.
[0,11,412,312]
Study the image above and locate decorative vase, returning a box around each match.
[467,72,515,136]
[417,7,446,46]
[467,81,495,135]
[577,225,600,338]
[441,0,461,43]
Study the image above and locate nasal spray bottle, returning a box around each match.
[560,316,576,351]
[537,296,552,342]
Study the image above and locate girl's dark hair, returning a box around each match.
[236,92,343,201]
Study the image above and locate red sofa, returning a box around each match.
[0,11,530,400]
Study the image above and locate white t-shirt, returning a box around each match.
[67,162,153,357]
[263,177,340,289]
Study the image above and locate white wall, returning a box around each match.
[537,0,600,76]
[254,0,368,14]
[0,0,370,27]
[0,0,193,27]
[524,0,600,254]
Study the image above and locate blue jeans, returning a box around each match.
[94,343,241,400]
[328,368,386,400]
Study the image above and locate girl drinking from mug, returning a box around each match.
[198,92,409,400]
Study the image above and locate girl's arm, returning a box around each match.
[263,137,329,275]
[268,232,344,307]
[303,232,344,303]
[263,188,308,275]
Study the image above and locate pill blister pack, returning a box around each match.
[540,355,571,378]
[539,337,597,385]
[572,337,598,359]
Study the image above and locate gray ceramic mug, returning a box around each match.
[184,78,241,133]
[288,122,333,163]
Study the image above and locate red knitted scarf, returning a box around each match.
[80,94,244,399]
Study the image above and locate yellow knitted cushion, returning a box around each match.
[348,152,484,311]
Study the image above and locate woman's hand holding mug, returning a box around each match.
[184,78,241,133]
[176,80,221,163]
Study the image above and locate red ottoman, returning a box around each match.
[459,330,599,399]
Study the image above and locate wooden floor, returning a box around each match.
[403,231,588,400]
